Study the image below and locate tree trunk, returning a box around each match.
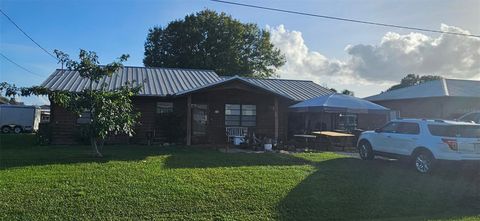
[99,138,105,152]
[91,137,103,157]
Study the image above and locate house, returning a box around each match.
[42,66,333,145]
[365,79,480,119]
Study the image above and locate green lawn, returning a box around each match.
[1,135,479,220]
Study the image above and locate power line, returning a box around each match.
[0,52,43,78]
[211,0,480,38]
[0,9,59,61]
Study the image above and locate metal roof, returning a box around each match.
[240,77,333,101]
[41,67,220,96]
[177,76,333,101]
[41,66,332,101]
[290,93,390,114]
[365,79,480,101]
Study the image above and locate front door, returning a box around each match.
[192,104,208,144]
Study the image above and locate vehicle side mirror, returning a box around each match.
[374,128,382,133]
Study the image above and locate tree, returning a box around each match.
[387,74,443,91]
[341,89,354,96]
[329,88,354,96]
[53,49,69,69]
[1,50,141,157]
[143,9,285,78]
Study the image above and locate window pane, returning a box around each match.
[241,121,256,127]
[428,125,455,137]
[461,113,480,123]
[241,116,256,122]
[225,121,240,126]
[226,109,241,115]
[428,125,480,138]
[242,105,256,116]
[460,126,480,138]
[226,104,241,109]
[157,102,173,114]
[225,116,240,121]
[397,123,420,135]
[381,122,399,133]
[225,104,240,115]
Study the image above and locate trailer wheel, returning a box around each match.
[13,126,22,134]
[1,126,11,134]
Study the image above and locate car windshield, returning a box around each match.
[428,124,480,138]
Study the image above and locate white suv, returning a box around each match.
[357,119,480,173]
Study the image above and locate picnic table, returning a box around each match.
[293,134,317,150]
[312,131,355,151]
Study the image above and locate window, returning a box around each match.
[241,105,256,126]
[397,122,420,135]
[380,122,399,133]
[428,125,480,138]
[225,104,256,127]
[460,113,480,123]
[192,104,208,136]
[225,104,241,126]
[156,102,173,114]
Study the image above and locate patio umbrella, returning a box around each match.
[289,93,390,114]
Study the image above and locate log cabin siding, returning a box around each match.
[49,102,78,144]
[48,81,293,145]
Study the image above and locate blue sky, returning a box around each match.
[1,0,479,104]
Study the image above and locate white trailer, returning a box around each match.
[0,104,41,133]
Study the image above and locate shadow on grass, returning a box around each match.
[1,144,311,170]
[276,157,480,220]
[0,144,175,170]
[163,151,313,168]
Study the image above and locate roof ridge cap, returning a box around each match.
[441,78,449,96]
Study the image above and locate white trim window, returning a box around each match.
[225,104,256,127]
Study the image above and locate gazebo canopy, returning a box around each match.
[289,93,390,114]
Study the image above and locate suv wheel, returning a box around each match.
[413,150,435,174]
[358,141,374,160]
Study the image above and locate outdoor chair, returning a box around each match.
[225,127,248,146]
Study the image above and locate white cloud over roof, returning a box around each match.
[268,24,480,96]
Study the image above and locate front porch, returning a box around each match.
[137,79,293,146]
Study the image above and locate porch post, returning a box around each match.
[186,95,192,146]
[304,113,310,131]
[274,97,279,140]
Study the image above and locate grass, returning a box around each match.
[1,134,479,220]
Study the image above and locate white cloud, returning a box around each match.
[268,24,480,96]
[268,25,356,84]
